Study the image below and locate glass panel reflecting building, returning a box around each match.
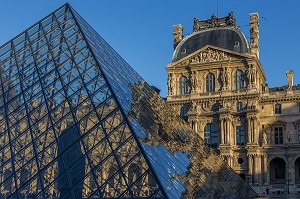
[0,3,257,199]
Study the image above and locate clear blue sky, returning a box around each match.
[1,1,300,97]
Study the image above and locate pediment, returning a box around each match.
[168,45,254,68]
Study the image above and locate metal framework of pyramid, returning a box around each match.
[0,3,257,199]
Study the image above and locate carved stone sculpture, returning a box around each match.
[286,70,294,90]
[262,132,267,145]
[247,64,256,86]
[221,67,230,89]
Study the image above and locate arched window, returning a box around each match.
[179,76,189,95]
[234,69,245,89]
[206,73,215,92]
[204,123,219,148]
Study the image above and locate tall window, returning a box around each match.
[236,102,243,112]
[234,69,245,89]
[179,76,189,95]
[275,104,281,114]
[298,103,300,112]
[274,127,283,144]
[236,126,245,146]
[204,123,219,148]
[206,73,215,92]
[180,105,189,121]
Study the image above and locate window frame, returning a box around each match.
[234,69,245,90]
[204,123,219,148]
[236,125,245,146]
[236,101,243,112]
[274,126,283,144]
[275,103,281,114]
[206,73,215,92]
[179,76,189,95]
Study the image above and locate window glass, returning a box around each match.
[204,123,219,148]
[275,104,281,114]
[237,102,243,112]
[179,76,188,95]
[274,127,283,144]
[234,69,245,90]
[206,73,215,92]
[236,126,245,146]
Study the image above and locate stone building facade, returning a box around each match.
[166,12,300,194]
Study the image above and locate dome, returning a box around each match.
[173,27,249,62]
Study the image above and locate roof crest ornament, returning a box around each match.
[193,12,236,32]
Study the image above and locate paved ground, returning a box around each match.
[256,193,300,198]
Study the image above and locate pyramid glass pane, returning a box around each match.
[0,3,257,199]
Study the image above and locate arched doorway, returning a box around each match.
[270,158,286,185]
[295,157,300,184]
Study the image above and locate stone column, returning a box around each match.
[248,155,253,184]
[194,120,198,133]
[256,155,262,185]
[263,155,268,185]
[226,118,230,144]
[247,117,252,143]
[220,118,224,144]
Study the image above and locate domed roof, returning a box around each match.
[173,27,249,62]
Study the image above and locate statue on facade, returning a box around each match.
[288,131,292,143]
[193,18,200,32]
[247,65,256,85]
[191,71,201,92]
[286,70,294,91]
[226,12,236,27]
[250,25,259,46]
[262,132,267,145]
[209,14,218,28]
[168,73,174,95]
[221,67,230,88]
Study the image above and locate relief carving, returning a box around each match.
[190,49,229,64]
[191,71,201,93]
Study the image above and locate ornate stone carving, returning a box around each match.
[193,12,236,32]
[262,131,267,145]
[167,73,175,95]
[201,100,213,112]
[173,24,183,49]
[247,64,256,86]
[250,13,259,47]
[191,71,201,93]
[190,48,230,64]
[221,67,230,90]
[286,70,294,90]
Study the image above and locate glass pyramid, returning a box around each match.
[0,3,257,199]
